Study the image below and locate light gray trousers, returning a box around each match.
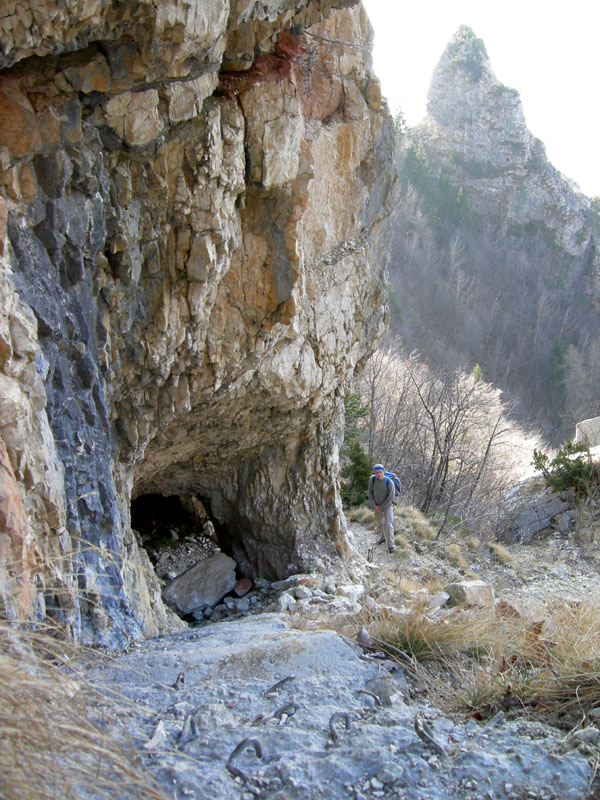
[375,505,395,548]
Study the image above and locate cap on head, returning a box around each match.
[373,464,385,472]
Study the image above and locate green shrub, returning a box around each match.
[340,393,372,506]
[532,440,600,497]
[341,437,372,506]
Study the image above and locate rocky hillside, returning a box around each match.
[0,0,395,645]
[59,515,600,799]
[389,26,600,442]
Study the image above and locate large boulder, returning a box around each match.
[499,476,572,544]
[162,552,237,615]
[575,417,600,447]
[444,580,495,608]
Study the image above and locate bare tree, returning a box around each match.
[355,340,542,535]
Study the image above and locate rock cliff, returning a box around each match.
[417,26,593,257]
[389,26,600,440]
[0,0,395,644]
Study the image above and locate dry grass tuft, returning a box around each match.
[488,542,515,565]
[465,536,483,551]
[0,621,168,800]
[347,506,376,525]
[381,573,444,596]
[444,542,468,569]
[366,596,600,730]
[397,505,438,541]
[366,601,499,663]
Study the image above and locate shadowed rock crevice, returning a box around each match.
[131,493,227,596]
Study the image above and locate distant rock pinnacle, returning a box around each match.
[425,25,530,169]
[416,26,591,256]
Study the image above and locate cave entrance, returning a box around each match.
[131,494,266,624]
[131,493,221,584]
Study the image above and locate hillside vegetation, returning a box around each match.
[386,27,600,445]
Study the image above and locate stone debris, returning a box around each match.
[152,534,221,581]
[143,719,167,752]
[80,614,593,800]
[234,578,253,597]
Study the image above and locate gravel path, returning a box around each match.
[76,508,600,799]
[344,515,600,615]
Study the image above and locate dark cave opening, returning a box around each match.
[130,493,222,582]
[131,493,196,536]
[130,493,264,624]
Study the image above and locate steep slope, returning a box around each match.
[389,26,600,441]
[0,0,395,644]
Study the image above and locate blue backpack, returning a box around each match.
[385,472,403,500]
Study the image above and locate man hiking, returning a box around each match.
[368,464,395,553]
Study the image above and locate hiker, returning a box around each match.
[368,464,396,553]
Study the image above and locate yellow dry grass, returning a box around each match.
[0,621,168,800]
[444,542,468,569]
[488,542,515,565]
[365,596,600,730]
[397,505,438,541]
[346,506,376,525]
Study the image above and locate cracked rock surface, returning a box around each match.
[81,613,592,800]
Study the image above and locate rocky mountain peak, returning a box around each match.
[389,26,600,445]
[416,26,592,257]
[424,25,531,171]
[433,24,490,84]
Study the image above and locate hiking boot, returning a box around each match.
[377,537,386,545]
[387,546,396,554]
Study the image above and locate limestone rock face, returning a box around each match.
[416,26,592,258]
[0,1,395,644]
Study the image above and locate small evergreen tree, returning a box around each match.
[401,143,431,198]
[392,107,407,169]
[340,393,371,506]
[341,438,372,506]
[589,197,600,236]
[549,336,566,413]
[532,440,600,497]
[392,107,406,142]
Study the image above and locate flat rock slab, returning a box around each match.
[506,493,571,544]
[81,614,592,800]
[162,551,237,613]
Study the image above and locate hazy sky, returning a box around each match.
[361,0,600,197]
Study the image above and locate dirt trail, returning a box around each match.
[345,511,600,615]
